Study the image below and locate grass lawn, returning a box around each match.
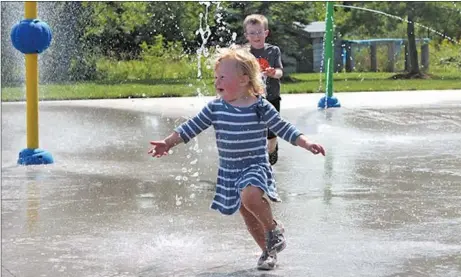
[2,71,460,102]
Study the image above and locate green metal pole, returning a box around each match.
[317,1,340,108]
[324,1,334,98]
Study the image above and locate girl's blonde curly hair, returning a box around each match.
[214,45,265,97]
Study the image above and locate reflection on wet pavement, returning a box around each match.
[2,94,461,277]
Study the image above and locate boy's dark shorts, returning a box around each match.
[267,96,281,139]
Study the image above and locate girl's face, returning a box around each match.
[214,59,248,102]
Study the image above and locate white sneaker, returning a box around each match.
[257,250,277,270]
[265,220,286,254]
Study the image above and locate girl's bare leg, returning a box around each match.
[240,186,277,232]
[239,204,266,251]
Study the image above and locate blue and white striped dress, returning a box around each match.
[174,96,302,215]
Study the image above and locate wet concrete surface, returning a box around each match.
[2,91,461,277]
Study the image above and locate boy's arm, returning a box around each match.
[267,46,283,79]
[273,68,283,79]
[274,46,283,79]
[264,67,283,79]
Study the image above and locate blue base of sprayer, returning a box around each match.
[318,96,341,109]
[18,148,54,165]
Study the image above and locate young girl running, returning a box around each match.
[148,47,325,270]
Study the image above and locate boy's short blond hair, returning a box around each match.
[214,46,265,96]
[243,14,269,31]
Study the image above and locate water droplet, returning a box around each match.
[175,195,183,206]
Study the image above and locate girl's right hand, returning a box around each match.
[148,140,170,158]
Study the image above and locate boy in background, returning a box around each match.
[243,14,284,166]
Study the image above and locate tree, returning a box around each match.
[406,2,421,76]
[336,2,460,42]
[334,1,459,78]
[217,1,316,73]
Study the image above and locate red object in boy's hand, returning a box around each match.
[257,58,270,71]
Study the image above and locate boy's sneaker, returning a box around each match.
[257,251,277,270]
[265,220,286,254]
[269,143,278,165]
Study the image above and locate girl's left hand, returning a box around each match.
[306,143,325,156]
[297,136,326,156]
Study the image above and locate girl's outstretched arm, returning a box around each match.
[263,101,325,156]
[148,132,183,158]
[295,135,325,156]
[148,101,214,158]
[174,101,214,143]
